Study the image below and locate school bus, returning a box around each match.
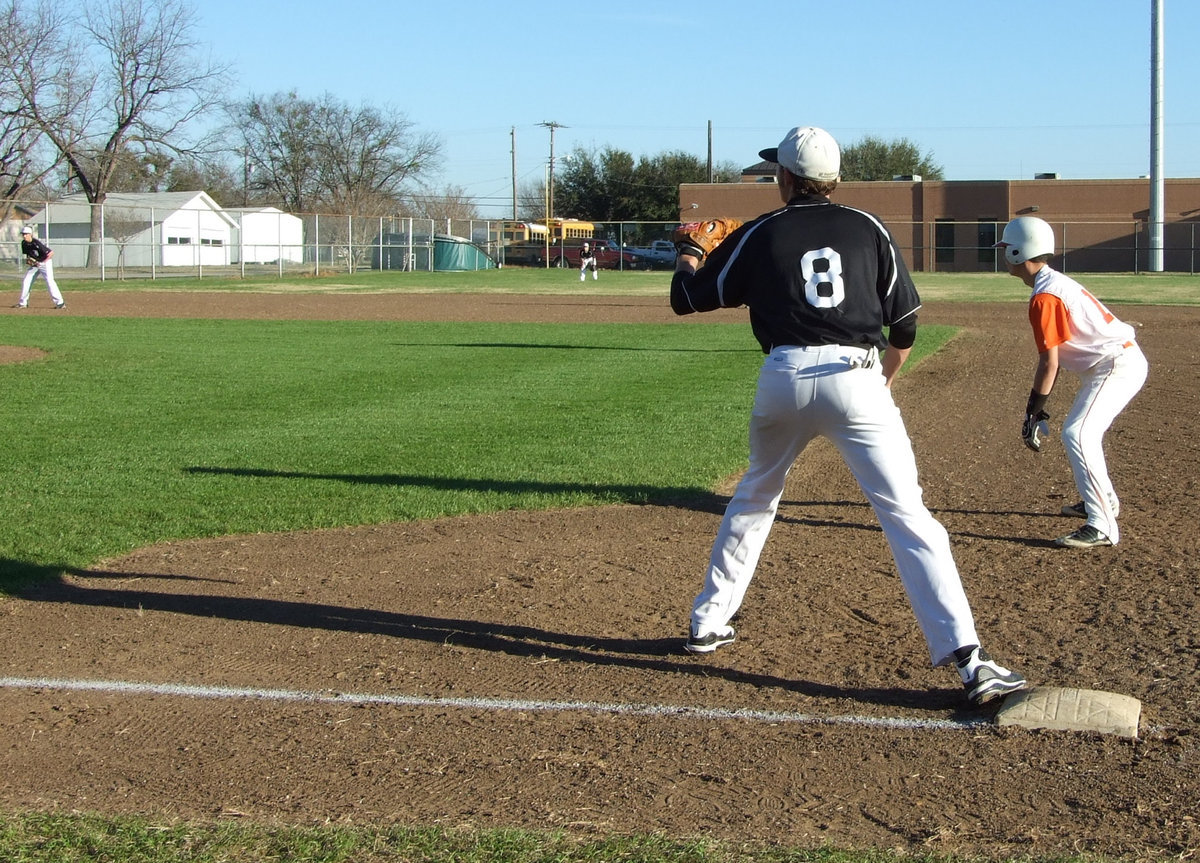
[499,220,549,244]
[499,219,595,243]
[549,218,595,240]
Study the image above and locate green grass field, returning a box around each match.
[2,269,1193,862]
[19,266,1200,305]
[0,813,972,863]
[0,311,958,588]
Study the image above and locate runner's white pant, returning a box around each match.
[1060,344,1148,544]
[691,344,980,667]
[20,260,64,306]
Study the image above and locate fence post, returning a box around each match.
[196,206,202,279]
[99,201,106,281]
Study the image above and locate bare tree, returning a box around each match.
[104,206,152,279]
[406,184,480,223]
[517,178,548,222]
[232,92,320,212]
[315,96,440,215]
[232,91,441,217]
[0,0,70,216]
[0,94,53,218]
[5,0,228,264]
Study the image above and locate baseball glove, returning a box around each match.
[673,218,743,260]
[25,257,37,268]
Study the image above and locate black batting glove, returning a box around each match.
[1021,410,1050,452]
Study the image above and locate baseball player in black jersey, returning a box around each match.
[579,241,598,281]
[671,125,1026,705]
[17,225,66,309]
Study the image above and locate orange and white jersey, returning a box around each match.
[1028,267,1136,373]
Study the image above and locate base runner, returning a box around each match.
[996,216,1148,548]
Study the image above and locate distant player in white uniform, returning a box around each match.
[670,125,1026,706]
[579,242,598,281]
[996,216,1148,548]
[17,225,66,309]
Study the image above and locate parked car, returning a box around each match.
[626,239,677,268]
[550,240,642,270]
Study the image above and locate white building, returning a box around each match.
[226,207,304,264]
[28,191,237,269]
[1,205,38,265]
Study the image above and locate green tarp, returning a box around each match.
[433,234,496,271]
[372,233,497,271]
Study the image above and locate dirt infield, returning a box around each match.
[2,292,1198,859]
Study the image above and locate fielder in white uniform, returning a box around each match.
[996,217,1148,548]
[670,125,1026,706]
[17,225,66,309]
[579,242,598,281]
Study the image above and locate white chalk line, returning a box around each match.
[0,675,988,732]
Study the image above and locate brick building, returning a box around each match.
[680,172,1200,273]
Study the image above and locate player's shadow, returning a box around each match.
[182,466,729,514]
[16,564,969,714]
[777,498,1068,548]
[391,341,751,353]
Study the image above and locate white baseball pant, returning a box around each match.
[1060,343,1148,544]
[691,344,980,667]
[20,260,64,306]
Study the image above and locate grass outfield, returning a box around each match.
[0,315,952,588]
[15,267,1200,306]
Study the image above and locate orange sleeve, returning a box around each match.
[1029,294,1070,352]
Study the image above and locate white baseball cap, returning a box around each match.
[759,126,841,182]
[21,225,33,234]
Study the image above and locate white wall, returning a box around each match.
[234,210,304,264]
[160,208,231,267]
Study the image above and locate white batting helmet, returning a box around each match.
[996,216,1055,265]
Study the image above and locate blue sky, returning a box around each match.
[193,0,1198,218]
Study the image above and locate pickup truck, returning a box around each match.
[625,239,677,268]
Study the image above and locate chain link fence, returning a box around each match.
[3,199,1198,278]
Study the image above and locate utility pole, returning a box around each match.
[707,120,713,183]
[510,126,518,220]
[537,121,566,221]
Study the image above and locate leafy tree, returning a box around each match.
[548,147,740,223]
[840,135,944,181]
